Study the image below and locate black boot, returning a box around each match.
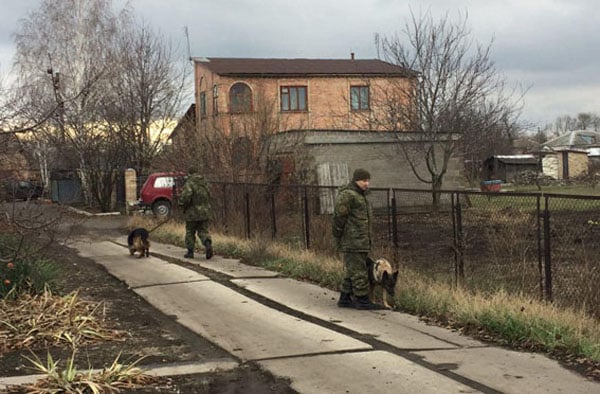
[184,248,194,258]
[355,295,385,310]
[204,239,213,260]
[337,292,354,308]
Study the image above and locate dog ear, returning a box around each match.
[382,271,389,281]
[392,271,399,281]
[366,256,376,267]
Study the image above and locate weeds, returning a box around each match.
[11,351,164,394]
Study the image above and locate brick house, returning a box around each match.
[178,56,463,190]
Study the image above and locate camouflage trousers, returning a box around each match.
[184,220,211,250]
[340,252,369,297]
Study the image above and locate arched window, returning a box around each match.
[229,82,252,113]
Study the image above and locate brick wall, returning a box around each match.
[194,62,413,135]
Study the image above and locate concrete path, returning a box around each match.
[6,236,597,394]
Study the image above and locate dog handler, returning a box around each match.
[179,167,213,259]
[332,168,384,310]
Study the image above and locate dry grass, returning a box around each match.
[0,267,166,393]
[396,268,600,361]
[0,288,126,354]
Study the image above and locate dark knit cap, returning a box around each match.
[352,168,371,181]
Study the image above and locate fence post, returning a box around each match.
[171,183,177,216]
[303,186,310,249]
[452,193,465,284]
[270,192,277,240]
[536,195,544,300]
[245,191,251,239]
[543,195,553,302]
[391,190,398,248]
[222,183,228,234]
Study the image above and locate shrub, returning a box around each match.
[0,235,58,298]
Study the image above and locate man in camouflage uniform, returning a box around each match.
[332,168,383,310]
[179,167,213,259]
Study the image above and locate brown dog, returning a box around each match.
[127,228,150,258]
[366,257,399,309]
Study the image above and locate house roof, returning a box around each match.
[193,57,417,78]
[542,130,600,149]
[486,154,539,165]
[169,103,196,141]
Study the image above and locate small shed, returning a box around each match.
[482,155,540,182]
[541,148,589,180]
[539,130,600,179]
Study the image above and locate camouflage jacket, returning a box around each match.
[178,174,211,221]
[332,181,372,252]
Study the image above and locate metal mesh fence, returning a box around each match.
[457,192,543,298]
[544,194,600,312]
[202,181,600,316]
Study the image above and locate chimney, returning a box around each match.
[350,52,355,60]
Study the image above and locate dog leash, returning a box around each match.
[147,217,172,234]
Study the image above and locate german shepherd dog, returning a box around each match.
[127,228,150,258]
[366,257,399,309]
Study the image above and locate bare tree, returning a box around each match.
[166,87,309,185]
[375,11,522,203]
[106,19,189,175]
[553,115,578,134]
[11,0,188,211]
[12,0,127,207]
[548,112,600,135]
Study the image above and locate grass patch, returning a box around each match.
[130,216,600,363]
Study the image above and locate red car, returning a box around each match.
[137,172,184,216]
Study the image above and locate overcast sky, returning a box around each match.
[1,0,599,130]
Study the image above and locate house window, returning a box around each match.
[350,86,369,111]
[212,84,219,116]
[199,92,206,118]
[280,86,307,112]
[229,82,252,113]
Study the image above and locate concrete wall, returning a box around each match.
[276,131,464,190]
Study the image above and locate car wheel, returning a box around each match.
[152,201,171,217]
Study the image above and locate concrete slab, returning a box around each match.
[233,278,482,349]
[140,358,239,377]
[414,347,600,394]
[197,256,280,278]
[99,256,209,288]
[0,359,238,390]
[259,350,477,394]
[135,281,372,361]
[68,240,125,258]
[140,240,280,278]
[69,240,209,288]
